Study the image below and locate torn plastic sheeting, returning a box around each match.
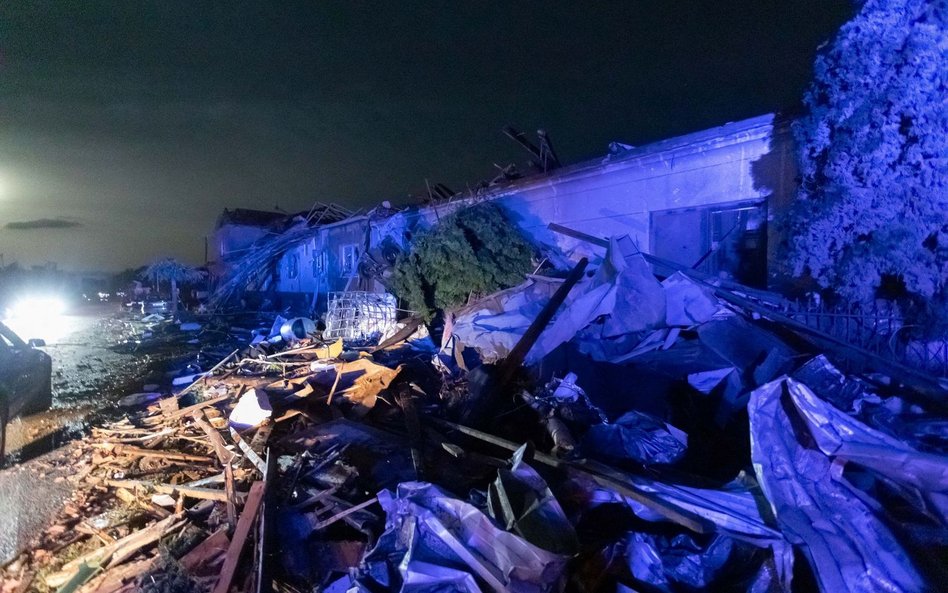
[588,475,792,588]
[525,241,663,365]
[661,272,721,327]
[583,410,687,465]
[445,238,664,366]
[266,315,289,341]
[229,388,272,429]
[748,377,925,593]
[576,327,672,364]
[792,355,943,453]
[357,482,568,593]
[600,245,665,338]
[627,531,733,590]
[687,367,737,394]
[446,277,560,363]
[401,562,480,592]
[783,372,948,522]
[487,444,578,555]
[696,316,795,388]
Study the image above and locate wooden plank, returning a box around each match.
[45,515,184,588]
[191,410,236,465]
[430,418,712,534]
[97,443,212,463]
[105,479,242,503]
[224,462,237,528]
[212,481,266,593]
[310,497,377,531]
[229,428,267,475]
[161,393,232,423]
[179,527,230,573]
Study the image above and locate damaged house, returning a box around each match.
[220,113,794,316]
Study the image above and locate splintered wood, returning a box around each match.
[6,376,278,593]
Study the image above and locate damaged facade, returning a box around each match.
[213,113,794,313]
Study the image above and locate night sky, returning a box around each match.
[0,2,852,271]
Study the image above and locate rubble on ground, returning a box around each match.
[2,233,946,593]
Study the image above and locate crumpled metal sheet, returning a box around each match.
[583,410,688,465]
[592,474,792,590]
[748,377,926,593]
[660,272,721,327]
[443,238,666,366]
[784,372,948,523]
[487,445,578,555]
[357,481,568,593]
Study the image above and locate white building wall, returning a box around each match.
[489,114,792,264]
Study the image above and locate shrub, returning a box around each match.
[390,203,534,320]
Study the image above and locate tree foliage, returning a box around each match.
[142,259,207,284]
[789,0,948,327]
[390,203,535,320]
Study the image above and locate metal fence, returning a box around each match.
[763,299,948,378]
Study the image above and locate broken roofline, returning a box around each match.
[236,113,785,237]
[216,203,356,231]
[447,113,786,205]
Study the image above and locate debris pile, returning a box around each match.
[3,231,947,593]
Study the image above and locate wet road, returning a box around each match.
[0,304,148,564]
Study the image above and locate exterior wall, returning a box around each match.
[269,113,798,303]
[274,218,370,298]
[488,114,795,277]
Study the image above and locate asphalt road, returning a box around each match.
[0,304,139,564]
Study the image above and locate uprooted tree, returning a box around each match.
[390,202,535,321]
[787,0,948,334]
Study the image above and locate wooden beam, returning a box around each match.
[212,481,266,593]
[430,418,712,534]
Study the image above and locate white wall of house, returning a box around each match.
[489,114,795,271]
[270,113,797,298]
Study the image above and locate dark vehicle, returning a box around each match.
[0,321,53,457]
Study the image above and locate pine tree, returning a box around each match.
[390,203,534,320]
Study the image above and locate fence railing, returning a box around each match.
[752,298,948,378]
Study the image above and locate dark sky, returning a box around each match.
[0,1,852,271]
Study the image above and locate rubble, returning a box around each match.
[2,231,947,593]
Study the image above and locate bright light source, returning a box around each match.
[8,296,67,319]
[4,295,70,343]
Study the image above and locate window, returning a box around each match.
[312,251,328,277]
[650,201,767,287]
[340,244,360,277]
[287,254,300,279]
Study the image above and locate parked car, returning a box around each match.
[142,296,170,315]
[0,321,53,457]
